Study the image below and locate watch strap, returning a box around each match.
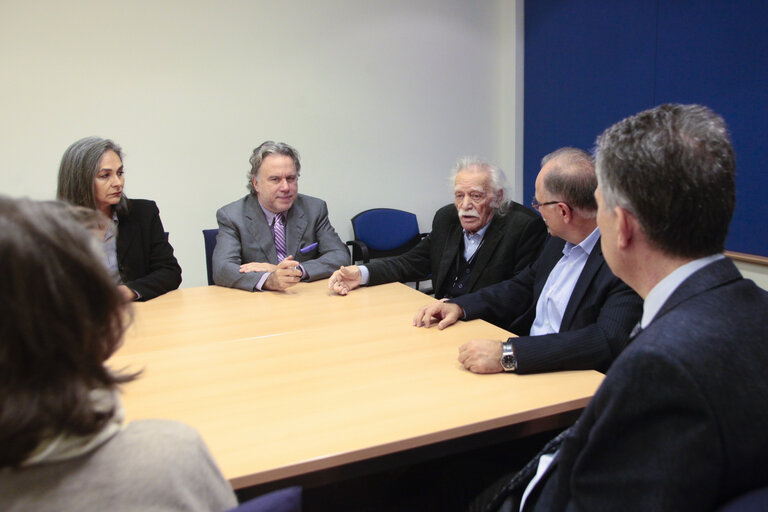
[501,340,518,372]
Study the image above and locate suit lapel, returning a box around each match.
[462,215,503,292]
[116,213,136,265]
[245,195,277,262]
[560,239,604,329]
[434,223,462,293]
[653,258,742,324]
[285,197,308,256]
[532,237,566,302]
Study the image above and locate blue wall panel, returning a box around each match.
[525,0,768,256]
[654,2,768,256]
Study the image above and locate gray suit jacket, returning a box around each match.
[212,194,348,291]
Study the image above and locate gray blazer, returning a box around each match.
[212,194,348,291]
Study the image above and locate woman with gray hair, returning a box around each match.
[57,136,181,301]
[0,197,236,511]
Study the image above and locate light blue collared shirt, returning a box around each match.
[529,227,601,336]
[359,216,493,285]
[640,253,725,328]
[462,221,491,262]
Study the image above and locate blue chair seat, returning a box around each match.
[227,486,301,512]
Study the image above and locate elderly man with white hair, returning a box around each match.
[329,156,547,300]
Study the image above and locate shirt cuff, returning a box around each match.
[298,264,308,281]
[359,265,370,285]
[255,272,270,291]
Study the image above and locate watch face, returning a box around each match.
[501,355,516,370]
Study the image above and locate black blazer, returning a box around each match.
[366,203,547,299]
[527,258,768,511]
[117,199,182,301]
[451,235,642,373]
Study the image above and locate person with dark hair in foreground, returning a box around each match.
[0,197,236,511]
[469,104,768,511]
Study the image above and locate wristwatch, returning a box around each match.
[501,340,518,372]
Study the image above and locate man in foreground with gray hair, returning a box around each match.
[213,140,348,291]
[328,157,547,299]
[468,104,768,511]
[413,147,642,375]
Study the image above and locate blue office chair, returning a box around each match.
[347,208,429,290]
[202,228,218,286]
[227,486,301,512]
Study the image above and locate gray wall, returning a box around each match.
[0,0,524,288]
[3,1,764,289]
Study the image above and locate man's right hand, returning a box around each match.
[412,300,463,330]
[328,265,362,295]
[264,256,302,291]
[240,261,278,274]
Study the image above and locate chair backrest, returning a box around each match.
[717,487,768,511]
[350,208,421,261]
[227,486,301,512]
[202,228,218,286]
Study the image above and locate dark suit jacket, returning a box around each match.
[527,258,768,511]
[117,199,182,301]
[366,203,547,299]
[213,194,349,291]
[451,235,642,373]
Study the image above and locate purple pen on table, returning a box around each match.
[300,242,318,254]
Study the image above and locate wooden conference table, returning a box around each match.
[109,281,603,491]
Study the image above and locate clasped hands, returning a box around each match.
[240,256,302,291]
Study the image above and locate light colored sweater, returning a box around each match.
[0,419,238,512]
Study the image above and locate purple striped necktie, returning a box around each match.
[273,213,287,261]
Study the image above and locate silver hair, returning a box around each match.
[595,103,735,258]
[448,156,513,214]
[57,137,128,215]
[246,141,301,194]
[540,147,597,218]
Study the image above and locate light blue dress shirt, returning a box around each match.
[462,221,490,262]
[529,227,601,336]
